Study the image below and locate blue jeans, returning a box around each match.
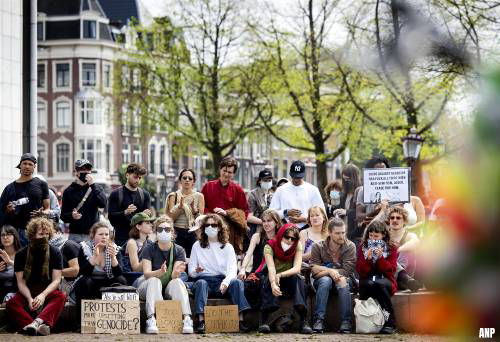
[313,276,352,324]
[192,275,251,315]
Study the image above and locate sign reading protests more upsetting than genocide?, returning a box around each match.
[204,305,239,333]
[363,167,411,204]
[155,300,183,333]
[81,300,140,334]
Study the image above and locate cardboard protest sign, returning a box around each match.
[155,300,183,333]
[81,300,140,334]
[363,167,411,204]
[204,305,239,333]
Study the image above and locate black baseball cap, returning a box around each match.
[16,153,37,168]
[289,160,306,178]
[75,159,93,170]
[258,169,273,179]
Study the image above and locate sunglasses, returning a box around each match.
[283,235,298,242]
[182,176,193,181]
[1,233,14,238]
[389,216,402,220]
[156,226,173,232]
[203,224,219,229]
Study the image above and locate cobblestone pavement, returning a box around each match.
[0,333,457,341]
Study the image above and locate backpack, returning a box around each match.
[354,297,385,333]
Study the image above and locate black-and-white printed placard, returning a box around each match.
[363,167,411,204]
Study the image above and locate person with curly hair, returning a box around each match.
[6,217,66,335]
[188,214,251,333]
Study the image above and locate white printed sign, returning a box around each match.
[363,167,411,204]
[102,292,139,301]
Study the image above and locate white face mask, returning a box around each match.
[281,241,292,252]
[260,181,272,190]
[205,225,219,238]
[157,231,172,243]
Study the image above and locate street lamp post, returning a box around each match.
[401,126,424,196]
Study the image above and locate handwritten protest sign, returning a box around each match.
[155,300,183,333]
[81,300,140,334]
[205,305,239,333]
[102,292,139,301]
[363,167,411,204]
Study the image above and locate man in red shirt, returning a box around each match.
[201,157,249,254]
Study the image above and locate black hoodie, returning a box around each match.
[61,182,107,235]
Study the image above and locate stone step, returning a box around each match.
[0,291,437,333]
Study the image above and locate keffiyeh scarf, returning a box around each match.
[362,239,389,264]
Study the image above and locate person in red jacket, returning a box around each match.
[356,219,397,334]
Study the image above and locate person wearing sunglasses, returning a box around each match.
[256,223,313,334]
[387,206,421,292]
[166,169,204,258]
[135,216,193,334]
[188,214,251,334]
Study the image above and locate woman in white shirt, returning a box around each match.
[188,214,251,334]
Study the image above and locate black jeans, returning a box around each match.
[359,278,395,327]
[174,228,197,258]
[261,274,307,316]
[74,275,127,303]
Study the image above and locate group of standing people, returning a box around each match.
[0,152,424,335]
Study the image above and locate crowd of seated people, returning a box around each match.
[0,155,429,336]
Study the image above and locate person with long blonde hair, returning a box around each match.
[299,206,329,262]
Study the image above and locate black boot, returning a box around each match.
[258,312,271,334]
[398,271,421,292]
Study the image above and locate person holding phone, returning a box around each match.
[135,216,193,334]
[61,160,107,243]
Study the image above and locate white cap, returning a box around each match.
[189,215,206,232]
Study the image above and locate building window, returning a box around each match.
[105,144,111,172]
[37,64,45,88]
[80,100,101,125]
[82,63,96,87]
[103,64,111,88]
[56,63,70,88]
[79,138,102,169]
[122,143,130,164]
[160,145,165,174]
[133,144,141,163]
[37,22,44,40]
[149,145,156,174]
[56,101,71,128]
[37,143,46,172]
[83,20,97,39]
[56,143,70,172]
[37,101,47,129]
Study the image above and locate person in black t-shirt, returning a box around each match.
[61,159,107,243]
[0,153,50,247]
[6,217,65,336]
[108,163,151,247]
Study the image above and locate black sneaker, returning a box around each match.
[300,321,313,334]
[258,324,271,334]
[407,278,421,292]
[239,321,251,333]
[338,321,352,333]
[312,318,324,333]
[380,325,396,334]
[195,320,206,334]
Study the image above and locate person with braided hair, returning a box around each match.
[6,217,65,335]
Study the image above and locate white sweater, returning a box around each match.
[269,181,326,228]
[188,240,237,287]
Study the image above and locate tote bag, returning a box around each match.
[354,297,385,333]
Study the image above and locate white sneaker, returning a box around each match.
[23,318,42,336]
[146,316,159,334]
[182,316,194,334]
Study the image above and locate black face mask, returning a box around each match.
[79,172,89,183]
